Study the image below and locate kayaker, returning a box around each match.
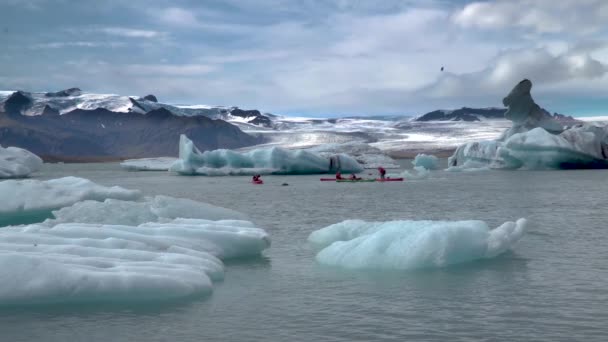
[336,171,343,180]
[349,173,359,180]
[378,167,386,180]
[252,174,260,182]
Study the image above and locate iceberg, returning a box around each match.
[0,177,141,226]
[308,218,527,270]
[449,79,608,170]
[0,219,270,305]
[170,135,364,175]
[307,142,400,169]
[400,166,430,179]
[412,153,439,170]
[0,145,43,178]
[49,196,248,225]
[120,157,177,171]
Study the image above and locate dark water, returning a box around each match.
[2,163,608,341]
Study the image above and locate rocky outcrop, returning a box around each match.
[143,94,158,102]
[415,107,506,122]
[230,108,273,127]
[45,88,82,97]
[3,91,32,115]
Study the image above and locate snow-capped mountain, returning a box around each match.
[0,89,274,128]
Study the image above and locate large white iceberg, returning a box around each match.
[448,79,608,170]
[0,177,141,226]
[308,218,527,270]
[120,157,177,171]
[0,145,43,178]
[0,219,270,305]
[170,135,364,175]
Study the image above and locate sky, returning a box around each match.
[1,0,608,117]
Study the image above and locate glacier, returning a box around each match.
[307,142,400,169]
[448,79,608,170]
[0,219,270,305]
[170,135,364,175]
[0,177,141,226]
[120,157,177,171]
[0,145,43,178]
[308,218,527,270]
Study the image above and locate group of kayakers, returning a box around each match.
[335,166,385,180]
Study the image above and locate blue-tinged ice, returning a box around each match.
[0,219,270,305]
[0,177,141,226]
[412,153,439,170]
[0,145,43,178]
[170,135,363,175]
[308,218,527,270]
[448,79,608,170]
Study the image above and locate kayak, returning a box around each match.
[252,180,264,184]
[337,179,375,183]
[375,178,404,182]
[320,178,337,181]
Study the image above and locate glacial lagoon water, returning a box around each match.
[2,162,608,341]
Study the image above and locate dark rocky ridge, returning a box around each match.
[415,106,579,123]
[0,104,262,161]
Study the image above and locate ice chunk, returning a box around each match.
[307,142,400,169]
[120,157,177,171]
[170,134,363,175]
[0,219,270,305]
[0,145,43,178]
[449,79,608,170]
[412,154,439,170]
[49,195,247,225]
[308,218,527,270]
[0,177,141,226]
[400,166,430,179]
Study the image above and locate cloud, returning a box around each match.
[30,41,127,49]
[99,27,166,38]
[425,46,608,100]
[157,7,200,27]
[453,0,608,35]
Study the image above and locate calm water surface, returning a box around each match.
[2,162,607,342]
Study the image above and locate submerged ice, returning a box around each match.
[309,218,527,270]
[449,79,608,170]
[0,145,43,178]
[170,135,363,175]
[0,177,141,226]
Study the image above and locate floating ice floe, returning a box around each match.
[0,219,270,305]
[400,166,430,179]
[0,177,141,226]
[120,157,177,171]
[308,218,527,270]
[448,79,608,170]
[412,153,439,170]
[0,145,43,178]
[48,195,247,225]
[170,134,363,175]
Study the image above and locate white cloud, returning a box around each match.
[453,0,608,35]
[157,7,200,27]
[100,27,165,38]
[425,46,608,100]
[30,41,127,49]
